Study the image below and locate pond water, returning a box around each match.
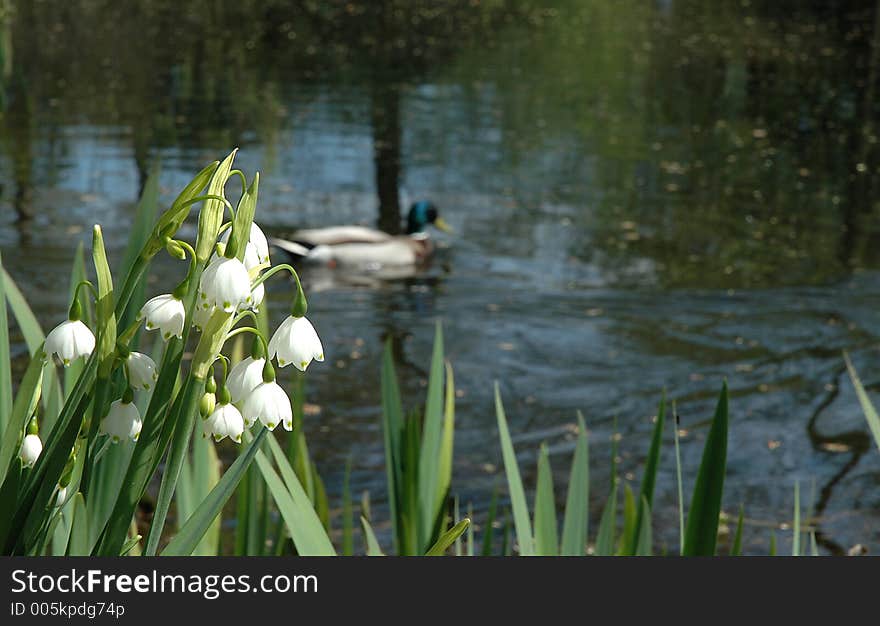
[3,0,880,554]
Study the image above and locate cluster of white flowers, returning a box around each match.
[32,211,324,468]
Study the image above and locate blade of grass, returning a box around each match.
[631,392,665,555]
[560,411,589,556]
[635,495,652,556]
[417,321,446,549]
[67,493,89,556]
[258,432,335,556]
[618,483,637,555]
[494,383,533,556]
[533,443,558,556]
[682,382,729,556]
[0,251,11,434]
[0,350,43,488]
[380,340,403,553]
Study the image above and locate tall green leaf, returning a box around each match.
[494,384,533,556]
[0,251,11,435]
[533,443,558,556]
[560,412,589,556]
[380,340,403,552]
[161,428,266,556]
[635,496,653,556]
[258,433,335,556]
[682,383,729,556]
[417,321,446,549]
[673,402,685,555]
[630,392,664,554]
[67,493,90,556]
[595,481,617,556]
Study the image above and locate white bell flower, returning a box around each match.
[221,222,270,266]
[44,319,95,367]
[56,486,68,507]
[140,294,185,340]
[226,356,266,405]
[100,398,143,443]
[19,433,42,467]
[268,315,324,371]
[241,380,293,431]
[125,352,158,391]
[203,403,244,443]
[198,255,252,313]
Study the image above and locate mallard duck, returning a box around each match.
[269,201,451,269]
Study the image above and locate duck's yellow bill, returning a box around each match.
[434,217,453,233]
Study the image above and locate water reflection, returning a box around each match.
[3,0,880,553]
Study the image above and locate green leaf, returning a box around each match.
[494,383,534,556]
[769,531,777,556]
[635,495,652,556]
[256,433,335,556]
[0,251,11,435]
[631,392,664,555]
[144,373,204,556]
[533,443,558,556]
[435,361,456,531]
[0,349,43,489]
[67,493,89,556]
[810,532,819,556]
[682,382,729,556]
[380,340,404,553]
[426,518,470,556]
[792,481,800,557]
[619,483,637,555]
[161,428,266,556]
[176,429,221,556]
[844,353,880,453]
[595,481,617,556]
[361,516,385,556]
[560,412,589,556]
[731,505,744,556]
[0,460,21,547]
[418,321,446,549]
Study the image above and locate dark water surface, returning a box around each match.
[3,1,880,554]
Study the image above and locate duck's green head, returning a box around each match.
[406,201,452,235]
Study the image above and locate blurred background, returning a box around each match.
[2,0,880,554]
